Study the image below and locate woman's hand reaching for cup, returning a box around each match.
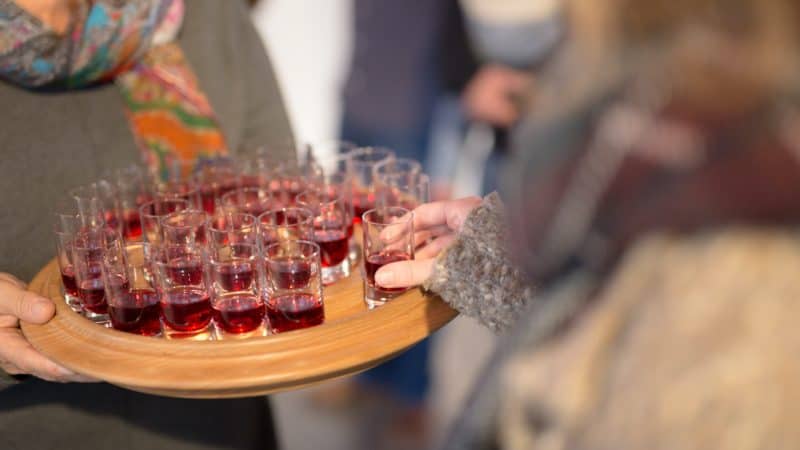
[374,197,483,289]
[0,274,95,383]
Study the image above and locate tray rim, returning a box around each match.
[21,256,457,398]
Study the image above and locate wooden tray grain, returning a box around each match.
[21,247,457,399]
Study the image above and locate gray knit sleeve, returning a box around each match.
[423,192,535,333]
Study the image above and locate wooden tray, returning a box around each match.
[21,243,457,399]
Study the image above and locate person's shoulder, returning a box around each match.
[179,0,258,64]
[183,0,251,35]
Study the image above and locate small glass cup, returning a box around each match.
[102,243,162,336]
[193,159,238,215]
[220,187,274,218]
[296,190,351,285]
[153,243,213,339]
[376,170,430,210]
[54,213,82,313]
[373,158,422,184]
[108,165,153,241]
[161,210,208,247]
[139,198,190,245]
[257,207,314,248]
[154,179,202,211]
[306,140,356,179]
[71,180,120,232]
[71,228,123,322]
[262,241,325,333]
[207,212,258,250]
[275,159,317,207]
[349,147,395,224]
[236,153,277,190]
[209,243,265,338]
[362,207,414,308]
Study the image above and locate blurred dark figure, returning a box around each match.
[342,0,446,163]
[442,0,561,195]
[336,0,452,444]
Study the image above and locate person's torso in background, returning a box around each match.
[343,0,447,134]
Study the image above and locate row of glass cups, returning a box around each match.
[55,203,417,338]
[56,209,326,339]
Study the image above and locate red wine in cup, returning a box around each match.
[123,209,142,239]
[352,192,375,224]
[265,293,324,333]
[213,294,265,333]
[78,270,129,315]
[61,265,79,297]
[315,229,349,267]
[283,180,305,205]
[109,289,161,336]
[166,256,204,285]
[161,287,212,331]
[104,210,120,231]
[365,252,411,293]
[347,223,354,239]
[201,188,217,214]
[214,260,255,291]
[269,258,312,289]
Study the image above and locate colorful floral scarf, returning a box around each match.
[0,0,228,179]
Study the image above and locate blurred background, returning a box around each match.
[249,0,553,448]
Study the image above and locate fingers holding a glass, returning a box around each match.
[370,197,482,292]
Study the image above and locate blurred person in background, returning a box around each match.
[339,7,562,437]
[0,0,291,449]
[437,0,560,196]
[374,0,800,448]
[335,1,456,444]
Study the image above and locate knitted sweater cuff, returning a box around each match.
[424,192,535,333]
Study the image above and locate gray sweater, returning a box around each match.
[0,1,291,449]
[425,192,535,333]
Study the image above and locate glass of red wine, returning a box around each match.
[107,165,153,242]
[257,207,314,249]
[207,211,258,250]
[362,207,414,308]
[235,152,277,191]
[373,159,427,210]
[71,180,121,233]
[262,240,325,333]
[54,212,83,313]
[349,147,395,225]
[275,156,319,207]
[71,227,124,323]
[153,178,202,211]
[139,198,190,245]
[152,243,213,340]
[193,159,237,215]
[220,187,274,218]
[161,210,209,247]
[296,189,351,285]
[102,243,162,336]
[209,243,265,338]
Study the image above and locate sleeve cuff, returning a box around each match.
[424,192,535,333]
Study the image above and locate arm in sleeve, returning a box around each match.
[424,192,536,333]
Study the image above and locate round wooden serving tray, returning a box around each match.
[21,246,457,399]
